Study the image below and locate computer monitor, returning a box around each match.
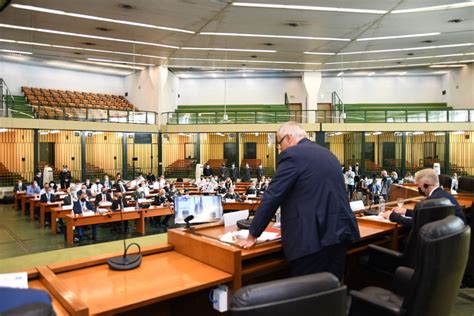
[174,195,223,224]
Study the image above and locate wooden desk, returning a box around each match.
[65,207,173,245]
[21,194,37,216]
[51,207,73,234]
[223,200,260,212]
[14,192,25,209]
[354,217,399,253]
[30,198,41,222]
[39,201,64,227]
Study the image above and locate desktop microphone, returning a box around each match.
[107,199,142,271]
[184,215,195,233]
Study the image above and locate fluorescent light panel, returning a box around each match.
[87,58,154,66]
[0,38,167,60]
[232,2,387,14]
[181,47,277,53]
[78,60,145,70]
[391,2,474,14]
[0,49,32,55]
[200,31,350,42]
[304,52,336,56]
[0,23,179,49]
[357,32,440,41]
[11,4,194,34]
[339,43,473,55]
[170,57,321,65]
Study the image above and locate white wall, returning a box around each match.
[178,77,305,105]
[125,67,159,112]
[161,71,179,114]
[441,64,474,109]
[0,60,125,96]
[319,76,444,104]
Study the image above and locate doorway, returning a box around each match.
[244,142,257,159]
[224,143,237,165]
[39,142,55,166]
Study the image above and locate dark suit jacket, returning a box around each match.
[13,184,27,192]
[390,186,466,229]
[40,192,57,203]
[95,193,112,205]
[113,183,127,193]
[153,195,167,206]
[249,138,360,262]
[77,189,92,197]
[111,199,126,211]
[73,200,94,214]
[203,167,213,177]
[230,167,239,181]
[256,167,264,179]
[242,167,252,181]
[219,166,228,179]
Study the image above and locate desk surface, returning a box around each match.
[54,251,232,315]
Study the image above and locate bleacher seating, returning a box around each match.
[0,163,25,186]
[165,159,196,178]
[21,87,136,120]
[85,163,110,180]
[206,159,228,171]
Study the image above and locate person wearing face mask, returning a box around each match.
[380,170,392,201]
[113,180,127,193]
[203,163,213,177]
[72,193,97,242]
[111,192,129,233]
[383,168,466,229]
[40,186,57,203]
[60,165,71,189]
[103,175,111,189]
[13,180,27,210]
[77,184,92,198]
[242,163,252,182]
[91,178,103,195]
[84,178,92,189]
[230,163,238,183]
[63,187,76,206]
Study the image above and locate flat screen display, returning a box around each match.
[174,195,223,224]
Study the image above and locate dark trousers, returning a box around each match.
[289,242,349,281]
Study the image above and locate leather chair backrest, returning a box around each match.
[230,272,346,316]
[403,216,470,316]
[458,176,474,193]
[404,198,455,266]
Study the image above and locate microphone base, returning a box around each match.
[237,219,252,229]
[107,254,142,271]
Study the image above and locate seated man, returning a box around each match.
[73,193,98,241]
[95,188,112,206]
[153,189,172,226]
[90,178,103,195]
[13,179,27,209]
[77,184,92,198]
[40,185,57,203]
[111,192,129,233]
[383,168,467,229]
[113,180,127,193]
[224,186,243,202]
[246,181,257,195]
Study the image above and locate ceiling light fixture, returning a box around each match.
[87,57,154,66]
[232,2,387,14]
[337,71,344,76]
[181,47,277,53]
[339,43,473,55]
[0,38,167,59]
[368,72,375,76]
[429,64,466,68]
[391,2,474,14]
[10,4,195,34]
[303,51,337,56]
[0,49,32,55]
[78,60,145,70]
[357,32,440,41]
[399,72,407,75]
[200,31,350,42]
[170,57,321,65]
[0,23,179,49]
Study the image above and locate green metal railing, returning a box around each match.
[161,109,474,125]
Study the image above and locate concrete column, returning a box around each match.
[302,72,322,123]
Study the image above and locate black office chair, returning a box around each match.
[367,198,455,276]
[349,215,470,316]
[230,272,346,316]
[458,176,474,193]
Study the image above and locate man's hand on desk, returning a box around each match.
[391,207,407,215]
[382,210,392,219]
[237,235,257,249]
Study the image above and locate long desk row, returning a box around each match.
[19,214,400,315]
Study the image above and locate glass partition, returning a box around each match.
[0,129,34,186]
[85,132,122,181]
[162,133,197,178]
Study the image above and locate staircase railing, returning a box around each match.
[331,91,344,123]
[0,78,15,117]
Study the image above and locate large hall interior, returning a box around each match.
[0,0,473,315]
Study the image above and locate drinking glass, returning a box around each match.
[397,198,404,209]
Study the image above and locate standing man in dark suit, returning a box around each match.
[385,168,466,229]
[229,163,239,183]
[60,165,71,189]
[242,163,252,182]
[203,163,213,177]
[238,122,360,280]
[219,163,228,181]
[256,163,264,182]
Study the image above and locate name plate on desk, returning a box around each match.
[225,199,236,203]
[123,207,135,212]
[0,272,28,289]
[99,201,112,207]
[82,211,96,217]
[62,205,73,210]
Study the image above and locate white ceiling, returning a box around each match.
[0,0,472,76]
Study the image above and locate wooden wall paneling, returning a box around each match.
[0,129,34,181]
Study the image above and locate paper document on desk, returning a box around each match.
[99,201,112,207]
[62,205,73,210]
[82,211,95,217]
[363,215,391,222]
[223,210,248,227]
[0,272,28,289]
[221,229,281,242]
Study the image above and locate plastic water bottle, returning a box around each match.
[378,196,385,217]
[275,208,281,224]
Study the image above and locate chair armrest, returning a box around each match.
[349,290,402,316]
[367,245,404,275]
[392,266,415,297]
